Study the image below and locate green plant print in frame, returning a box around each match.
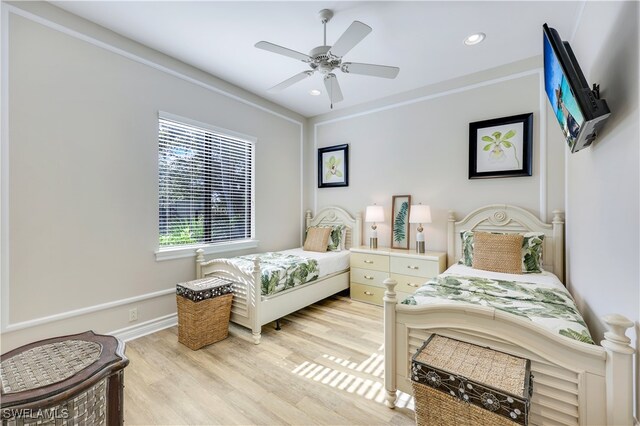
[391,195,411,249]
[482,129,520,168]
[324,155,343,181]
[469,113,533,179]
[318,144,349,188]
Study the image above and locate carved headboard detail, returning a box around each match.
[305,206,362,250]
[447,204,564,281]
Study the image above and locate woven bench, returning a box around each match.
[411,334,532,426]
[176,276,234,350]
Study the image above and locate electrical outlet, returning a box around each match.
[129,308,138,322]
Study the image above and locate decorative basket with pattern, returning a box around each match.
[177,276,234,350]
[411,334,533,426]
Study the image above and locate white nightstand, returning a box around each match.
[349,246,446,306]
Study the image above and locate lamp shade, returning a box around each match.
[365,205,384,223]
[409,205,432,224]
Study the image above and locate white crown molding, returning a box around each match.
[5,3,304,127]
[110,313,177,343]
[311,68,541,128]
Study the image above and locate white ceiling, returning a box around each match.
[52,1,583,118]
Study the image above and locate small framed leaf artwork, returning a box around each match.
[391,195,411,250]
[469,113,533,179]
[318,144,349,188]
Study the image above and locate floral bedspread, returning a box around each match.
[230,252,319,297]
[402,274,594,344]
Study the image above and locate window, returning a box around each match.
[158,113,255,258]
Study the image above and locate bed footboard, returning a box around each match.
[383,278,635,425]
[196,249,262,344]
[601,314,635,425]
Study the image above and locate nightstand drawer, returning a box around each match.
[390,273,427,294]
[351,252,389,272]
[390,256,439,278]
[351,268,389,287]
[350,283,384,306]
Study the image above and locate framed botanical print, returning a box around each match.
[391,195,411,249]
[469,113,533,179]
[318,144,349,188]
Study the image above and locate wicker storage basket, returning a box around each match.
[411,335,532,426]
[176,277,234,350]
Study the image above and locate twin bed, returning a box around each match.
[194,204,634,425]
[383,205,635,425]
[196,206,360,344]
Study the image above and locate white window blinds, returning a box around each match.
[159,116,255,249]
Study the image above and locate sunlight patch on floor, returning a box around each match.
[291,350,414,409]
[395,390,415,409]
[319,352,385,378]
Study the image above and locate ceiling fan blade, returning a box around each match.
[267,71,313,93]
[324,74,344,104]
[341,62,400,79]
[328,21,372,58]
[255,41,312,63]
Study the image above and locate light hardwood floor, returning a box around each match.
[123,294,415,425]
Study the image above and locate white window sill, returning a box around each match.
[155,239,260,261]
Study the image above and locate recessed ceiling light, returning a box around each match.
[464,32,486,46]
[309,89,322,96]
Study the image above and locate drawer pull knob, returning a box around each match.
[364,275,374,280]
[363,260,374,264]
[364,291,374,296]
[407,265,419,270]
[407,282,419,287]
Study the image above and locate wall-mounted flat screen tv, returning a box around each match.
[543,23,610,153]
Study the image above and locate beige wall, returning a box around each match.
[1,4,304,350]
[307,58,565,252]
[564,1,640,416]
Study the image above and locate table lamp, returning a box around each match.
[409,204,432,253]
[365,205,384,249]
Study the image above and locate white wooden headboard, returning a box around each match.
[447,204,565,281]
[305,206,362,250]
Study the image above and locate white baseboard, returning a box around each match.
[110,313,177,342]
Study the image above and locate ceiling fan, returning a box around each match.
[255,9,400,108]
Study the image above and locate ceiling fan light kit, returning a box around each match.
[255,9,400,109]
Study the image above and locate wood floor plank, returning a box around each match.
[123,295,414,425]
